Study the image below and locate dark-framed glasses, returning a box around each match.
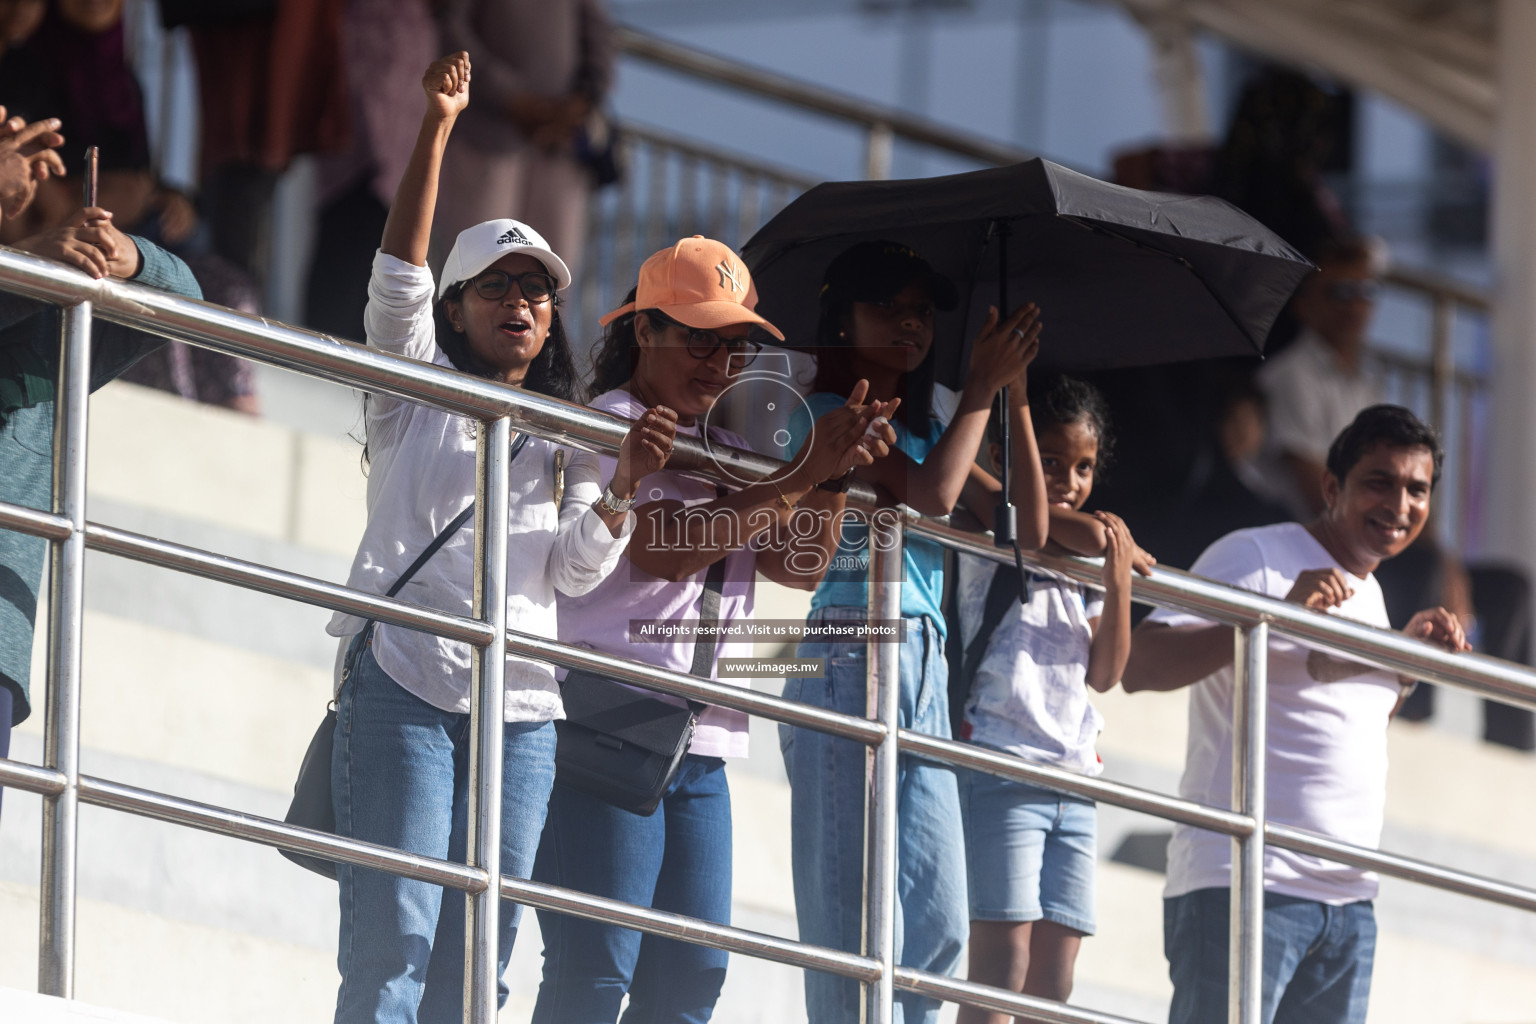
[468,269,556,303]
[647,310,764,368]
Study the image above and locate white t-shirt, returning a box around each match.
[1148,522,1400,904]
[326,251,634,723]
[556,389,757,759]
[1257,330,1382,517]
[957,555,1105,777]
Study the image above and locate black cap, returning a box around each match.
[819,240,959,311]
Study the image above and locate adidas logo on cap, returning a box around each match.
[496,226,531,246]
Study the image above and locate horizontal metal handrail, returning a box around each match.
[902,729,1536,916]
[0,496,888,745]
[913,517,1536,710]
[0,759,886,986]
[504,627,887,744]
[84,520,495,646]
[896,730,1252,837]
[613,26,1037,168]
[0,227,1526,707]
[1264,823,1536,914]
[618,119,821,191]
[893,967,1150,1024]
[1383,264,1490,313]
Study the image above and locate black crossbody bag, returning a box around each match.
[281,435,528,878]
[553,545,727,817]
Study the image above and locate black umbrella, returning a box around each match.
[740,157,1313,551]
[741,157,1314,386]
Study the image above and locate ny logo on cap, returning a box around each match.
[716,259,745,294]
[496,226,530,246]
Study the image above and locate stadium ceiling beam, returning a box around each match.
[1114,0,1495,150]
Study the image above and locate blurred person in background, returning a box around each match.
[1,110,202,820]
[0,0,261,413]
[160,0,348,287]
[1258,237,1533,749]
[305,0,439,340]
[434,0,614,283]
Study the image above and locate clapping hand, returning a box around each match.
[612,404,678,500]
[795,379,900,487]
[964,303,1041,396]
[0,110,64,219]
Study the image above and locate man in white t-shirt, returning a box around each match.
[1123,405,1469,1024]
[1256,239,1383,519]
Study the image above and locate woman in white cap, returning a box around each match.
[529,237,899,1023]
[324,53,676,1024]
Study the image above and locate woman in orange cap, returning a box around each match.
[530,236,899,1023]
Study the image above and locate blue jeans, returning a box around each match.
[1164,888,1377,1024]
[331,640,557,1024]
[530,755,733,1024]
[779,610,968,1024]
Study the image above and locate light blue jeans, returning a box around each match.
[331,638,557,1024]
[779,609,968,1024]
[531,755,733,1023]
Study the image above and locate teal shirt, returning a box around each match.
[788,391,951,636]
[0,239,202,725]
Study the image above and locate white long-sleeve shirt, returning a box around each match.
[327,251,633,722]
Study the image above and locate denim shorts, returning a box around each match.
[959,766,1097,934]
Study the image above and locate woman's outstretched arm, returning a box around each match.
[381,52,471,267]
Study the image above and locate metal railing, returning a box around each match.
[1,245,1535,1024]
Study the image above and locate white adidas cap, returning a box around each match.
[437,219,573,299]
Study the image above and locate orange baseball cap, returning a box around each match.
[599,236,785,341]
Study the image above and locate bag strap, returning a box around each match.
[369,433,531,629]
[682,484,730,711]
[960,565,1026,697]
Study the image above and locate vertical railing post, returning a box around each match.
[464,415,511,1023]
[864,511,901,1024]
[1229,622,1268,1024]
[865,122,894,180]
[39,302,92,996]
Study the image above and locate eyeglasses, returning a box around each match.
[1325,279,1381,304]
[466,269,556,303]
[646,310,763,368]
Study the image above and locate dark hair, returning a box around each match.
[590,287,643,396]
[1325,404,1443,487]
[810,282,936,434]
[1314,237,1378,271]
[434,286,583,402]
[993,374,1114,474]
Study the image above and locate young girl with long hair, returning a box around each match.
[954,375,1152,1021]
[324,53,674,1024]
[779,240,1050,1024]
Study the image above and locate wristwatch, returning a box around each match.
[594,484,636,515]
[818,469,855,493]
